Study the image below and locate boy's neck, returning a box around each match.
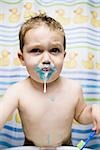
[29,76,60,93]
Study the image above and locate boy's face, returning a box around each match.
[18,25,66,84]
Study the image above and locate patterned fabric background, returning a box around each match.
[0,0,100,149]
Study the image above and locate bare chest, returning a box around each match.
[18,90,75,146]
[19,92,75,125]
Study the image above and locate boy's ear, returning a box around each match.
[18,52,25,66]
[64,51,66,58]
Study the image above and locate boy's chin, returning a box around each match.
[32,77,59,84]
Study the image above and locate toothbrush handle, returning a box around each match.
[81,130,96,150]
[89,130,96,138]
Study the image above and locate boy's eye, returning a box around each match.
[49,48,61,55]
[30,48,42,54]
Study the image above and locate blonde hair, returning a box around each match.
[19,14,66,52]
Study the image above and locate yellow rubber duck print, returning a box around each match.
[82,52,94,69]
[73,7,89,24]
[24,2,37,21]
[39,9,46,16]
[91,11,100,28]
[7,114,13,122]
[9,8,20,23]
[15,112,21,124]
[0,49,10,66]
[0,13,4,22]
[13,57,21,66]
[95,62,100,70]
[64,51,78,69]
[55,9,70,26]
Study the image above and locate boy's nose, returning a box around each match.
[42,61,50,65]
[42,52,51,65]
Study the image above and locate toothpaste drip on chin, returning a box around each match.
[35,65,56,80]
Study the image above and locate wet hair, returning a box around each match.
[19,13,66,52]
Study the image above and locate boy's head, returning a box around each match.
[18,14,66,84]
[19,14,66,52]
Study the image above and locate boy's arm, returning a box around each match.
[74,85,92,124]
[74,85,100,133]
[91,104,100,133]
[0,84,18,130]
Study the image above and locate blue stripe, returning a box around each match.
[84,92,100,95]
[4,125,23,132]
[37,0,100,5]
[0,68,26,71]
[0,34,18,38]
[68,36,100,43]
[68,41,100,47]
[71,78,100,82]
[0,88,7,91]
[72,128,93,133]
[0,141,14,148]
[72,137,100,141]
[0,39,19,42]
[82,85,100,88]
[0,133,24,141]
[0,75,26,78]
[0,81,17,85]
[62,70,100,76]
[0,24,21,29]
[90,144,100,149]
[65,27,100,33]
[67,31,100,38]
[35,0,100,7]
[83,0,100,4]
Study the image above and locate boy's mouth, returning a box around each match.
[42,67,51,72]
[35,65,56,80]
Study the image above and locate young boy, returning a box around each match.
[0,14,100,148]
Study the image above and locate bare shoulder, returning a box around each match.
[5,78,28,95]
[59,76,82,105]
[61,76,81,90]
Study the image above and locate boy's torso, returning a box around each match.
[17,77,78,147]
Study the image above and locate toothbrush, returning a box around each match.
[77,130,96,150]
[43,72,48,93]
[44,79,47,93]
